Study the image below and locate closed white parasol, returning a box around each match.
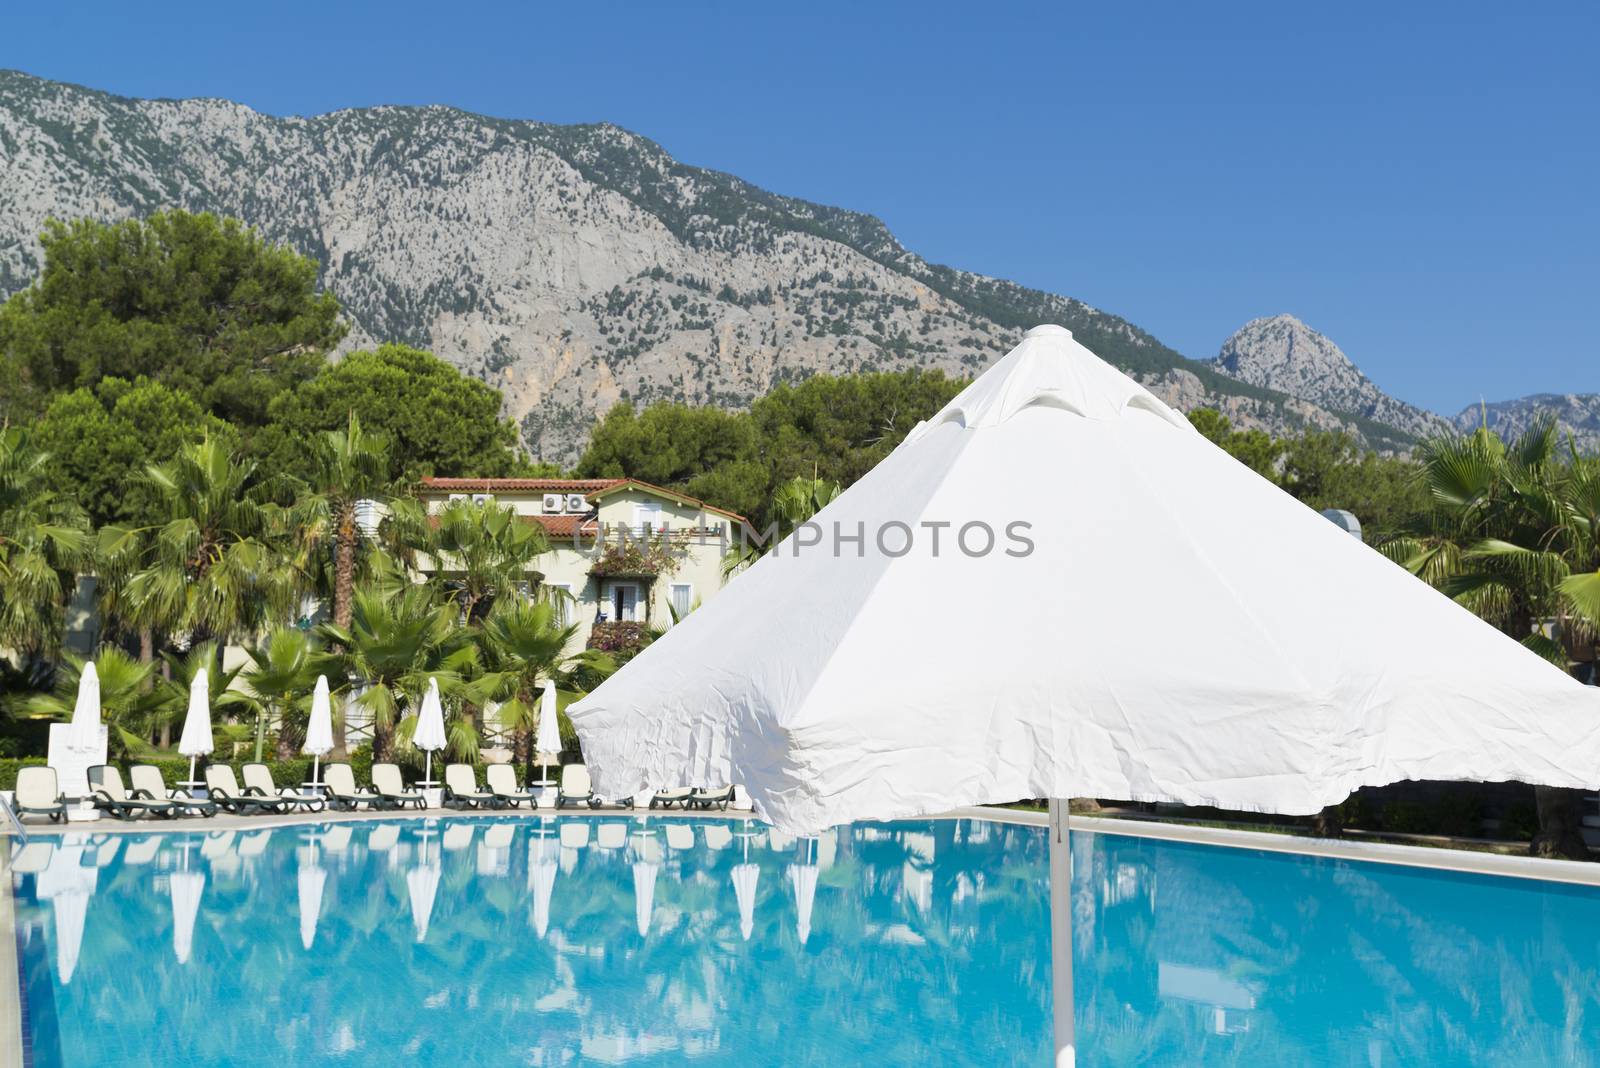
[412,677,447,787]
[178,667,214,790]
[303,675,336,788]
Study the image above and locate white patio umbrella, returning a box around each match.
[408,830,441,943]
[528,825,560,938]
[170,870,206,965]
[169,839,205,965]
[303,675,336,788]
[731,820,761,941]
[36,845,98,983]
[69,661,101,751]
[178,668,214,789]
[788,838,819,945]
[412,678,447,787]
[536,681,562,772]
[298,833,327,951]
[571,325,1600,1068]
[632,854,659,938]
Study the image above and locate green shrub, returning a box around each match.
[0,757,48,790]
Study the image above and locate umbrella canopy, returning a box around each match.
[632,858,658,938]
[571,324,1600,833]
[303,675,335,758]
[179,668,214,758]
[69,661,101,751]
[170,870,205,965]
[529,831,560,938]
[298,839,328,951]
[413,677,447,753]
[36,846,97,983]
[731,863,760,942]
[536,681,562,760]
[407,841,441,944]
[571,324,1600,1068]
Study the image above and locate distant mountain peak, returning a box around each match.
[1208,315,1448,443]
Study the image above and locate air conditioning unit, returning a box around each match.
[566,494,588,513]
[542,493,565,513]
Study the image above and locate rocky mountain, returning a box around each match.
[1450,394,1600,452]
[1208,315,1450,446]
[0,69,1537,462]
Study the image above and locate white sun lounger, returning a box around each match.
[443,764,497,810]
[14,767,66,822]
[555,764,598,809]
[87,765,176,820]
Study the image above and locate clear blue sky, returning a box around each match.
[4,1,1594,413]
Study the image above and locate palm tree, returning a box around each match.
[238,627,331,761]
[102,437,294,649]
[319,582,478,761]
[288,413,391,634]
[388,496,547,623]
[471,598,612,774]
[0,428,94,656]
[26,648,159,759]
[287,414,391,749]
[1381,421,1600,857]
[723,472,841,578]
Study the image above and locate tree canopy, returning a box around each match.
[254,344,529,484]
[576,368,965,526]
[0,211,345,425]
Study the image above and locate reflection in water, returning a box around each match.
[10,819,1600,1066]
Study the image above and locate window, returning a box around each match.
[634,500,664,535]
[669,583,693,624]
[608,582,640,622]
[471,493,495,506]
[447,493,467,502]
[546,583,573,626]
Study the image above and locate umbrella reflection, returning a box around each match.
[529,820,559,938]
[408,827,441,943]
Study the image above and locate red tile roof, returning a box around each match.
[420,477,625,493]
[417,476,746,523]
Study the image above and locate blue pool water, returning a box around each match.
[8,816,1600,1066]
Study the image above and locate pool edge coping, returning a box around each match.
[9,802,1600,887]
[939,805,1600,887]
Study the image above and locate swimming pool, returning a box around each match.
[8,816,1600,1066]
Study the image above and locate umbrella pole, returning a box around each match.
[424,751,432,787]
[187,755,196,789]
[1048,798,1075,1068]
[313,754,321,787]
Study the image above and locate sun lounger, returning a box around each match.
[443,764,498,809]
[322,826,354,854]
[201,765,289,815]
[9,841,53,874]
[367,824,400,852]
[129,764,216,817]
[686,785,735,812]
[87,765,177,820]
[121,837,162,865]
[200,830,237,859]
[14,767,67,822]
[485,764,538,808]
[242,763,325,813]
[371,763,426,810]
[554,764,599,809]
[237,829,274,857]
[322,763,378,811]
[650,787,693,809]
